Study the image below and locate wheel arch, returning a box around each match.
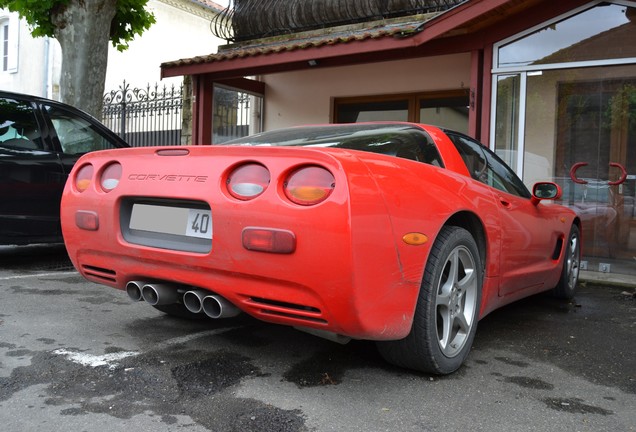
[444,211,487,273]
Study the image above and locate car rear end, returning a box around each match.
[61,145,422,340]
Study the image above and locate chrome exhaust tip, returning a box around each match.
[202,294,241,319]
[141,283,179,306]
[183,290,207,314]
[126,281,145,302]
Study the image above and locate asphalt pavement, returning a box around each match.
[0,244,634,431]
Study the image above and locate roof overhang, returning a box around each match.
[160,0,557,80]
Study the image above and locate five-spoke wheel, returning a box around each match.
[377,226,482,374]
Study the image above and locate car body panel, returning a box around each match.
[61,123,579,341]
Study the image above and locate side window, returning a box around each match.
[397,130,444,167]
[447,132,531,198]
[483,148,531,198]
[45,105,119,155]
[0,97,43,150]
[447,133,488,181]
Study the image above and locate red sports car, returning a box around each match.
[61,123,581,374]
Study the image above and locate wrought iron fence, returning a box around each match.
[102,81,183,147]
[213,86,257,143]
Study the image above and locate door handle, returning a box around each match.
[608,162,627,185]
[499,196,511,208]
[569,162,588,184]
[569,162,628,186]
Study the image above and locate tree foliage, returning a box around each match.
[0,0,156,116]
[0,0,155,51]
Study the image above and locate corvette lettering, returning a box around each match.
[128,174,208,182]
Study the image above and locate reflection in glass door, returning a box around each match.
[555,79,636,274]
[492,1,636,276]
[498,68,636,276]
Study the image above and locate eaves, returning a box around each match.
[160,0,520,79]
[159,0,224,19]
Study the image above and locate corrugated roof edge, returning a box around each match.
[190,0,226,12]
[161,12,437,69]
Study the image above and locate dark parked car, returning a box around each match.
[0,91,128,245]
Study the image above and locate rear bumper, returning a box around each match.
[69,240,418,340]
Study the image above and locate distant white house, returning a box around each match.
[0,0,225,99]
[105,0,225,93]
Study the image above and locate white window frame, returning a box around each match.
[489,0,636,179]
[0,13,19,73]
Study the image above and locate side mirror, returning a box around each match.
[531,182,562,206]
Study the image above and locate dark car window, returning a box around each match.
[0,98,43,150]
[45,104,120,154]
[225,124,445,167]
[446,132,531,198]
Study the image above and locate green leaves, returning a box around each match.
[110,0,156,51]
[0,0,155,50]
[0,0,70,38]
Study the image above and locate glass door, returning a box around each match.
[491,1,636,276]
[555,78,636,274]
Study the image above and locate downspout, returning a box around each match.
[42,36,51,98]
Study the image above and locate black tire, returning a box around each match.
[552,224,580,299]
[377,226,482,374]
[152,303,210,320]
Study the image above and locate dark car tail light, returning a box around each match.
[100,162,122,192]
[284,165,335,206]
[242,227,296,254]
[227,163,270,200]
[75,164,94,192]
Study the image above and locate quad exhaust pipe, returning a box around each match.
[126,281,145,302]
[126,281,240,318]
[141,283,180,306]
[184,289,241,319]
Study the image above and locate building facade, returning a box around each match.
[0,0,223,99]
[162,0,636,279]
[155,1,636,279]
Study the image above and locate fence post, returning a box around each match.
[120,81,128,140]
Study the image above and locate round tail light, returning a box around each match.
[75,164,94,192]
[227,163,270,200]
[284,166,335,206]
[100,162,122,192]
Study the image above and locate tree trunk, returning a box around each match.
[52,0,117,117]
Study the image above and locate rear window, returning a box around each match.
[224,123,444,167]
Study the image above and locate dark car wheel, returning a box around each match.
[552,224,580,299]
[377,226,482,374]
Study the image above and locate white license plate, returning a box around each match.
[130,204,212,240]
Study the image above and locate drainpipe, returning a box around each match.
[43,37,50,98]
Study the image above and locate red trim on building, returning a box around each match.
[164,0,590,145]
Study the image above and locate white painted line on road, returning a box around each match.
[52,327,241,370]
[53,349,139,370]
[0,271,78,280]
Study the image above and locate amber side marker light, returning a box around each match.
[75,210,99,231]
[403,233,428,245]
[242,227,296,254]
[75,164,94,192]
